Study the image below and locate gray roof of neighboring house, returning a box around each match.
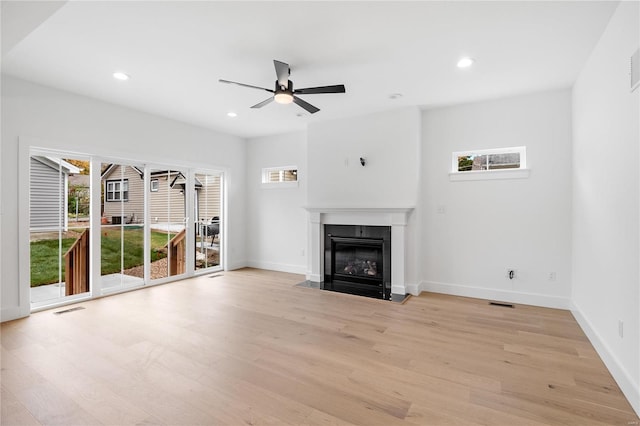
[101,163,144,179]
[32,156,82,175]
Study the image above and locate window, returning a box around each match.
[106,179,129,201]
[262,166,298,187]
[450,147,529,181]
[263,167,297,183]
[150,179,159,192]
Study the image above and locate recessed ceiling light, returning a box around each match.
[113,72,130,81]
[457,57,475,68]
[227,112,237,118]
[389,93,403,100]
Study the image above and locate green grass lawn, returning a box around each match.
[31,227,174,287]
[30,237,77,286]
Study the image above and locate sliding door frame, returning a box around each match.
[19,139,229,315]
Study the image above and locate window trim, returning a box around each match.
[450,146,529,181]
[150,179,159,192]
[105,178,129,201]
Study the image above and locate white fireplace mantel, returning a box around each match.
[305,206,414,295]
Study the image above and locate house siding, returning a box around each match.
[102,164,144,223]
[149,172,186,224]
[30,157,66,230]
[195,173,221,222]
[101,167,222,225]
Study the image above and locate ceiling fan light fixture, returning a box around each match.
[274,92,294,104]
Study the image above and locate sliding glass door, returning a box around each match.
[30,153,91,307]
[100,162,145,294]
[148,168,188,282]
[194,171,223,273]
[29,151,225,311]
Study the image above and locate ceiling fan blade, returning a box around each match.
[219,79,273,92]
[293,96,320,114]
[294,84,346,95]
[251,97,274,109]
[273,60,290,87]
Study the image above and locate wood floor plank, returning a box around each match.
[1,386,42,426]
[9,342,161,425]
[1,268,638,425]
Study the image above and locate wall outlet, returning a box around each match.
[300,249,305,256]
[548,272,557,281]
[436,205,446,214]
[618,320,624,338]
[507,269,517,280]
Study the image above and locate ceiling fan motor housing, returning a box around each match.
[276,80,294,95]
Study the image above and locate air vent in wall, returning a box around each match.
[631,47,640,92]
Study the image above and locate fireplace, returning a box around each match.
[324,225,391,300]
[306,207,413,297]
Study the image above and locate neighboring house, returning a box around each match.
[29,156,81,231]
[101,164,221,225]
[101,164,145,224]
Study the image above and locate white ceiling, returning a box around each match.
[1,1,618,139]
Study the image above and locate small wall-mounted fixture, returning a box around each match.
[360,157,366,167]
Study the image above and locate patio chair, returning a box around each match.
[204,216,219,243]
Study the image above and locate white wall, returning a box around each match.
[306,107,422,287]
[307,107,421,209]
[246,131,307,274]
[1,76,247,321]
[420,89,573,309]
[571,1,639,415]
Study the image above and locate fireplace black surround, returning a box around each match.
[324,225,391,300]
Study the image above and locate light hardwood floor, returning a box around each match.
[2,268,638,425]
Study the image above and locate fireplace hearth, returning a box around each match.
[324,225,391,300]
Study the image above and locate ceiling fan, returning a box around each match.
[219,60,346,114]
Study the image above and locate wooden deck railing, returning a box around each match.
[168,228,186,276]
[64,228,90,296]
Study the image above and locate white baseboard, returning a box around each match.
[246,260,306,275]
[571,302,640,417]
[1,306,26,323]
[306,273,321,282]
[419,280,571,309]
[404,282,421,296]
[226,259,247,271]
[391,284,406,295]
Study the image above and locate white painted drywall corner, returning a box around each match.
[571,1,640,416]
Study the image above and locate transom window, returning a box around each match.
[106,179,129,201]
[262,166,298,184]
[453,147,526,173]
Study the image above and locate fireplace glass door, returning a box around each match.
[333,239,383,283]
[324,224,391,300]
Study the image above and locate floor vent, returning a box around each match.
[209,274,223,278]
[489,301,514,308]
[54,306,85,315]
